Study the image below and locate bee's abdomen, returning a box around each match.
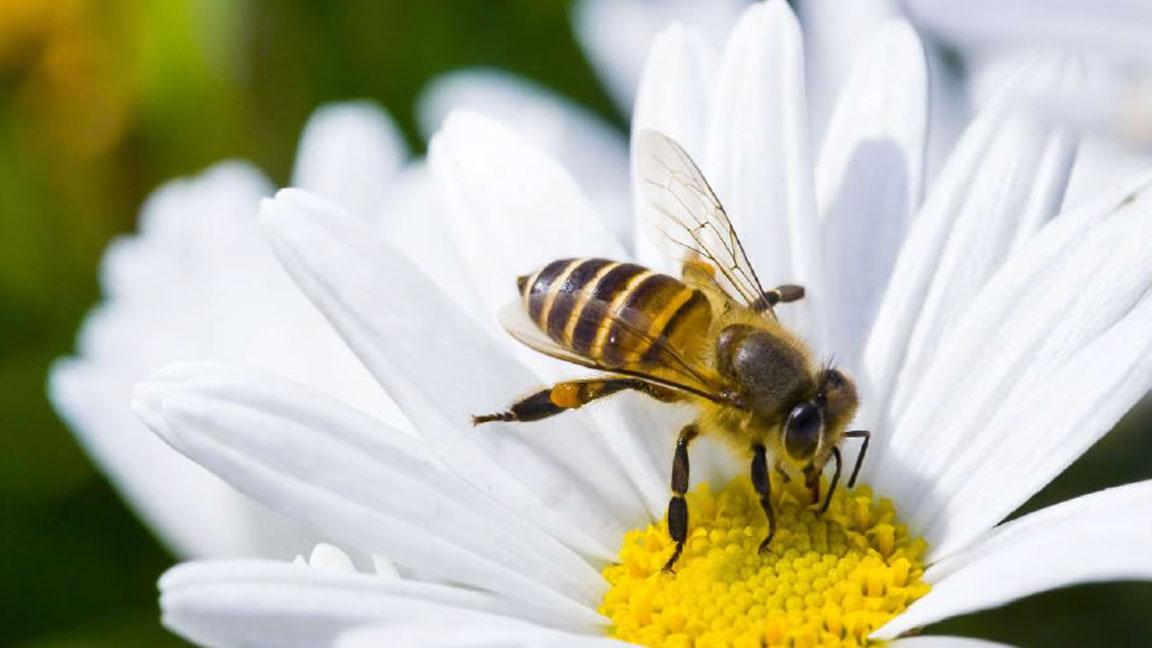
[519,258,709,367]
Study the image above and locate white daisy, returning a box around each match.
[51,68,639,560]
[133,2,1152,646]
[57,0,1147,563]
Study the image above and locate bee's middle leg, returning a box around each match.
[662,423,699,573]
[472,378,675,425]
[752,443,776,553]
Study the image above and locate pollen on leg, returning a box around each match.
[599,477,930,647]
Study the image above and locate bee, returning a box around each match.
[473,130,870,571]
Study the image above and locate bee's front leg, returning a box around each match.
[773,462,791,484]
[803,464,820,506]
[751,444,775,553]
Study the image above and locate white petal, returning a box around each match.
[816,19,928,370]
[795,0,898,141]
[902,0,1152,67]
[571,0,747,112]
[631,23,718,273]
[371,554,400,579]
[861,55,1081,427]
[374,162,487,322]
[705,1,824,346]
[291,101,407,220]
[48,163,348,559]
[1065,136,1152,212]
[870,172,1152,557]
[417,69,631,248]
[429,111,627,320]
[53,354,305,560]
[136,363,605,623]
[337,618,627,648]
[306,543,357,573]
[261,189,645,558]
[890,638,1014,648]
[161,560,573,648]
[427,110,638,411]
[876,481,1152,638]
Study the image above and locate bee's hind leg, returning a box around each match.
[663,423,699,573]
[752,444,776,553]
[472,378,677,424]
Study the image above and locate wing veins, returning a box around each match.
[644,173,761,305]
[638,133,771,310]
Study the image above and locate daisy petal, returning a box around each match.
[705,0,823,344]
[429,111,627,319]
[49,163,363,559]
[902,0,1152,66]
[373,162,484,320]
[51,355,304,560]
[890,638,1014,648]
[261,189,644,558]
[571,0,746,111]
[417,69,631,247]
[816,19,928,369]
[631,23,717,273]
[876,481,1152,638]
[872,173,1152,557]
[337,617,629,648]
[862,55,1081,424]
[136,363,605,622]
[291,101,407,220]
[797,0,898,140]
[161,560,574,648]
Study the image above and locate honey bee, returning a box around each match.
[474,130,870,571]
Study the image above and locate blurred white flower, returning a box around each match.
[573,0,1152,201]
[49,102,413,559]
[134,3,1152,645]
[416,70,631,246]
[894,0,1152,205]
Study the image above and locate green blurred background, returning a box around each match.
[0,1,1148,646]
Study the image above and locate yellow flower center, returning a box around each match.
[600,477,930,647]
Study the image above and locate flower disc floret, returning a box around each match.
[600,477,930,647]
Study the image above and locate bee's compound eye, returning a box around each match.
[784,402,822,461]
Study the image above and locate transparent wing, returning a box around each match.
[635,129,769,309]
[498,299,728,404]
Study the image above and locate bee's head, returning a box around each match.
[716,325,860,466]
[783,367,858,465]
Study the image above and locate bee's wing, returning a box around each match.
[498,299,730,404]
[635,129,770,310]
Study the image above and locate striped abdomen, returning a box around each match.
[517,258,711,368]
